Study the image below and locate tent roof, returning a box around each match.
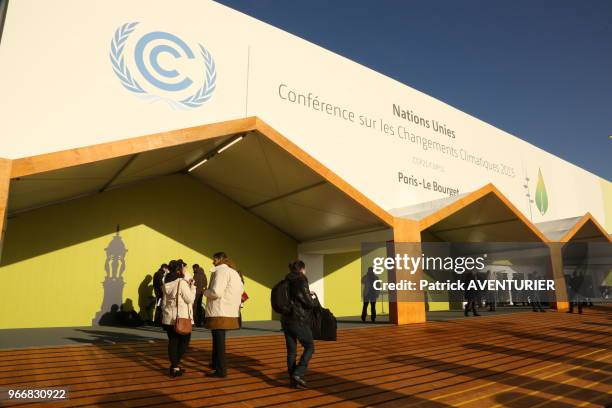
[7,117,393,242]
[392,184,548,242]
[536,213,610,242]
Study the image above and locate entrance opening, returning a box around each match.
[538,214,611,308]
[0,120,393,333]
[391,184,552,320]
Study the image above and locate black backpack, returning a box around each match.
[271,278,292,315]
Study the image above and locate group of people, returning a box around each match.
[462,270,550,316]
[153,253,317,389]
[153,252,244,379]
[566,269,596,314]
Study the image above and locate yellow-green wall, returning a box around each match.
[323,251,361,317]
[323,251,389,318]
[322,250,450,315]
[0,174,296,329]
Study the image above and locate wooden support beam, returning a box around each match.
[0,158,12,262]
[548,243,569,312]
[389,217,426,324]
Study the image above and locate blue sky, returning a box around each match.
[217,0,612,180]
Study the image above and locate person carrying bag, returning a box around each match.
[174,279,193,335]
[276,260,316,389]
[161,260,196,377]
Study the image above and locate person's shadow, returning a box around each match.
[118,298,143,327]
[98,304,120,326]
[138,275,155,324]
[97,299,145,327]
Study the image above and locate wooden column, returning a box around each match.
[0,158,12,262]
[549,243,569,312]
[389,217,426,324]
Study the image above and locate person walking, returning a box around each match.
[193,264,207,327]
[203,252,244,378]
[153,263,169,326]
[361,267,379,323]
[486,270,496,312]
[567,270,584,314]
[161,260,196,377]
[281,260,316,389]
[463,270,480,317]
[137,275,155,325]
[529,271,545,312]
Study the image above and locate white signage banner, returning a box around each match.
[0,0,608,225]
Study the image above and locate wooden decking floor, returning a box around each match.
[0,307,610,407]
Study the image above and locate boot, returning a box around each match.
[291,375,308,389]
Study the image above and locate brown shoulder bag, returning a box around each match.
[174,280,193,335]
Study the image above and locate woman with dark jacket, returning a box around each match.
[281,260,316,389]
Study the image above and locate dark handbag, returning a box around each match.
[310,293,337,341]
[174,280,193,335]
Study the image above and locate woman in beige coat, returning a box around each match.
[162,260,196,377]
[204,252,244,378]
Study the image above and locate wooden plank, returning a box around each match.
[1,307,608,407]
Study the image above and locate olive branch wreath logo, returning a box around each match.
[110,22,216,109]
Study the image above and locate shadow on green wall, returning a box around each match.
[1,174,297,325]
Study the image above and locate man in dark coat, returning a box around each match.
[463,270,480,317]
[153,263,169,326]
[567,270,584,314]
[192,264,208,327]
[281,260,316,389]
[529,271,545,312]
[361,267,380,322]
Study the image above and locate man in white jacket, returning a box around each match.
[203,252,244,378]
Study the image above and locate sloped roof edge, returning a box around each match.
[558,212,611,243]
[8,116,394,228]
[415,183,549,242]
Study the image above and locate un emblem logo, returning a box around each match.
[110,22,216,109]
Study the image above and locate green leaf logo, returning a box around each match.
[535,168,548,215]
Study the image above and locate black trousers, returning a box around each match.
[164,326,191,368]
[531,294,544,311]
[361,301,376,321]
[193,294,205,326]
[282,322,315,378]
[464,299,477,315]
[211,329,227,376]
[569,301,583,314]
[153,298,163,326]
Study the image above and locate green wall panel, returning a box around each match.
[0,174,297,328]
